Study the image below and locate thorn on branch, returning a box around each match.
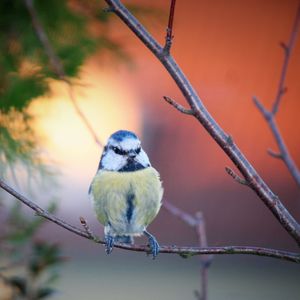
[163,96,194,115]
[225,167,248,186]
[267,149,283,159]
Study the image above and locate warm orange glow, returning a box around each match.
[29,63,141,181]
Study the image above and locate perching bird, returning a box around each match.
[89,130,163,258]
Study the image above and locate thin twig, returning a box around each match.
[225,167,248,186]
[267,149,282,159]
[0,179,299,263]
[163,0,177,54]
[163,202,212,299]
[163,201,198,227]
[24,0,65,78]
[79,216,98,240]
[272,4,300,115]
[66,84,103,147]
[24,0,103,148]
[195,212,212,300]
[253,96,300,186]
[251,4,300,187]
[163,96,194,115]
[105,0,300,247]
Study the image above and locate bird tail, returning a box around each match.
[115,235,134,244]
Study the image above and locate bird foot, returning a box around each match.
[144,230,160,259]
[104,235,114,254]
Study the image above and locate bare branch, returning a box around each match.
[252,4,300,187]
[195,212,212,300]
[24,0,103,148]
[163,201,198,227]
[0,179,299,263]
[163,202,212,299]
[24,0,65,78]
[105,0,300,246]
[66,84,103,148]
[253,96,300,187]
[163,0,177,54]
[163,96,194,115]
[79,217,98,241]
[272,4,300,115]
[267,149,282,159]
[225,167,248,186]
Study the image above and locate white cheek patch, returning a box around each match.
[101,150,127,171]
[136,149,151,167]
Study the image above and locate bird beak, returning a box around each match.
[128,150,137,159]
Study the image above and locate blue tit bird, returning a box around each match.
[89,130,163,258]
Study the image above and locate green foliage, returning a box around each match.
[0,200,64,299]
[0,0,95,178]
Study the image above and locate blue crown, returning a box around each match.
[110,130,138,142]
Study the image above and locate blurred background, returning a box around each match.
[0,0,300,299]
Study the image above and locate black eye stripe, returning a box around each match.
[111,146,127,155]
[136,147,141,154]
[110,146,141,156]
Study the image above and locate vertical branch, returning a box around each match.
[194,212,212,300]
[163,0,177,54]
[272,4,300,115]
[163,201,212,300]
[252,3,300,187]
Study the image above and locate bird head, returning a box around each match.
[99,130,151,172]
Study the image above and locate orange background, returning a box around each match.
[28,0,300,253]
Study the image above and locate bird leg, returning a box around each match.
[104,235,114,254]
[143,230,160,259]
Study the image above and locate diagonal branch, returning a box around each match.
[272,4,300,115]
[104,0,300,247]
[252,4,300,187]
[23,0,103,148]
[253,96,300,187]
[0,178,299,263]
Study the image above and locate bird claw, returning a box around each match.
[105,235,114,254]
[144,230,160,259]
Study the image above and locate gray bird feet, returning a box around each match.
[143,230,160,259]
[104,235,114,254]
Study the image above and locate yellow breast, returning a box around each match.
[90,167,163,235]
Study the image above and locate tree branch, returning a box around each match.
[251,4,300,187]
[0,178,299,263]
[163,202,212,299]
[272,4,300,115]
[163,96,194,115]
[163,0,177,54]
[225,167,248,186]
[23,0,103,148]
[253,96,300,187]
[104,0,300,246]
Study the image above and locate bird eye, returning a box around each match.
[112,146,126,155]
[135,147,141,154]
